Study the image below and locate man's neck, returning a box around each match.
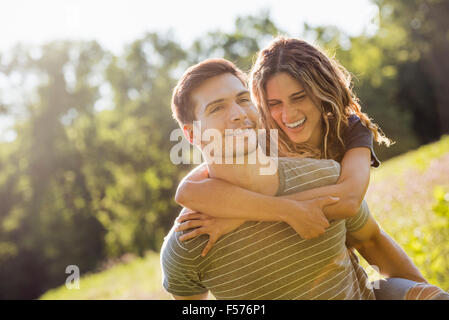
[205,147,279,195]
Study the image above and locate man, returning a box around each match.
[160,58,447,300]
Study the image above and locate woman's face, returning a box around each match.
[265,72,323,148]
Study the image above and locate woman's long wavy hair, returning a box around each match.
[250,37,392,161]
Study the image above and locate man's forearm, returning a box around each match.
[353,230,427,283]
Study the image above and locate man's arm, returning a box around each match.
[347,213,427,283]
[160,221,211,298]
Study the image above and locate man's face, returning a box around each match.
[185,73,259,159]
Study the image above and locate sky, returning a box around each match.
[0,0,378,141]
[1,0,378,53]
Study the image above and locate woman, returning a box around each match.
[174,37,448,300]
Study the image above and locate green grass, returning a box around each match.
[39,135,449,299]
[371,135,449,183]
[362,135,449,290]
[40,252,171,300]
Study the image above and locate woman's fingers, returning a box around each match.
[175,219,208,232]
[319,216,330,228]
[317,196,340,207]
[178,227,207,241]
[180,207,196,215]
[177,212,208,223]
[201,237,216,257]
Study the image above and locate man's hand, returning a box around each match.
[176,212,246,257]
[281,196,339,240]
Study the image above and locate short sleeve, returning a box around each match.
[344,115,380,168]
[276,157,341,196]
[160,227,208,296]
[345,200,370,232]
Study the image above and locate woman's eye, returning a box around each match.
[292,95,306,102]
[268,102,280,108]
[239,98,251,105]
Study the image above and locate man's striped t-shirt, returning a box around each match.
[161,157,375,300]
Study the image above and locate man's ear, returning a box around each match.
[183,124,194,144]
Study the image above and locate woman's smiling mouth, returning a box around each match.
[285,117,306,129]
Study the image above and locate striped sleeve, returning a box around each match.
[160,226,208,296]
[345,200,370,232]
[277,157,341,195]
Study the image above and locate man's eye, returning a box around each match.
[210,106,223,113]
[239,98,251,104]
[268,102,280,108]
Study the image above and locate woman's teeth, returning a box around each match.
[285,117,306,129]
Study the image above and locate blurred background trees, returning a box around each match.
[0,0,448,299]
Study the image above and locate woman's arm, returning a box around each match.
[176,163,338,239]
[176,148,370,223]
[176,176,287,221]
[279,147,372,219]
[176,177,336,239]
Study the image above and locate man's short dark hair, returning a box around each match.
[171,58,247,126]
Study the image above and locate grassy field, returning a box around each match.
[40,135,449,299]
[40,252,172,300]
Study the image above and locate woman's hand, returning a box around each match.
[281,196,339,240]
[175,212,246,257]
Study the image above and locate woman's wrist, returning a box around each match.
[272,198,302,223]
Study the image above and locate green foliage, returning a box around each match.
[422,187,449,289]
[358,137,449,292]
[433,187,449,218]
[0,14,283,300]
[1,3,449,299]
[397,186,449,291]
[377,0,449,139]
[187,10,281,71]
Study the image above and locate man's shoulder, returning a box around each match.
[276,157,341,195]
[278,156,341,172]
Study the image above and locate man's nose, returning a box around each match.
[230,104,248,123]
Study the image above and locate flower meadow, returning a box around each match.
[363,137,449,290]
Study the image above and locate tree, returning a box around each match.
[0,41,108,298]
[377,0,449,139]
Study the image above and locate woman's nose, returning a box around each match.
[281,103,297,123]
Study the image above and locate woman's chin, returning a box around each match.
[288,133,319,147]
[286,132,307,144]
